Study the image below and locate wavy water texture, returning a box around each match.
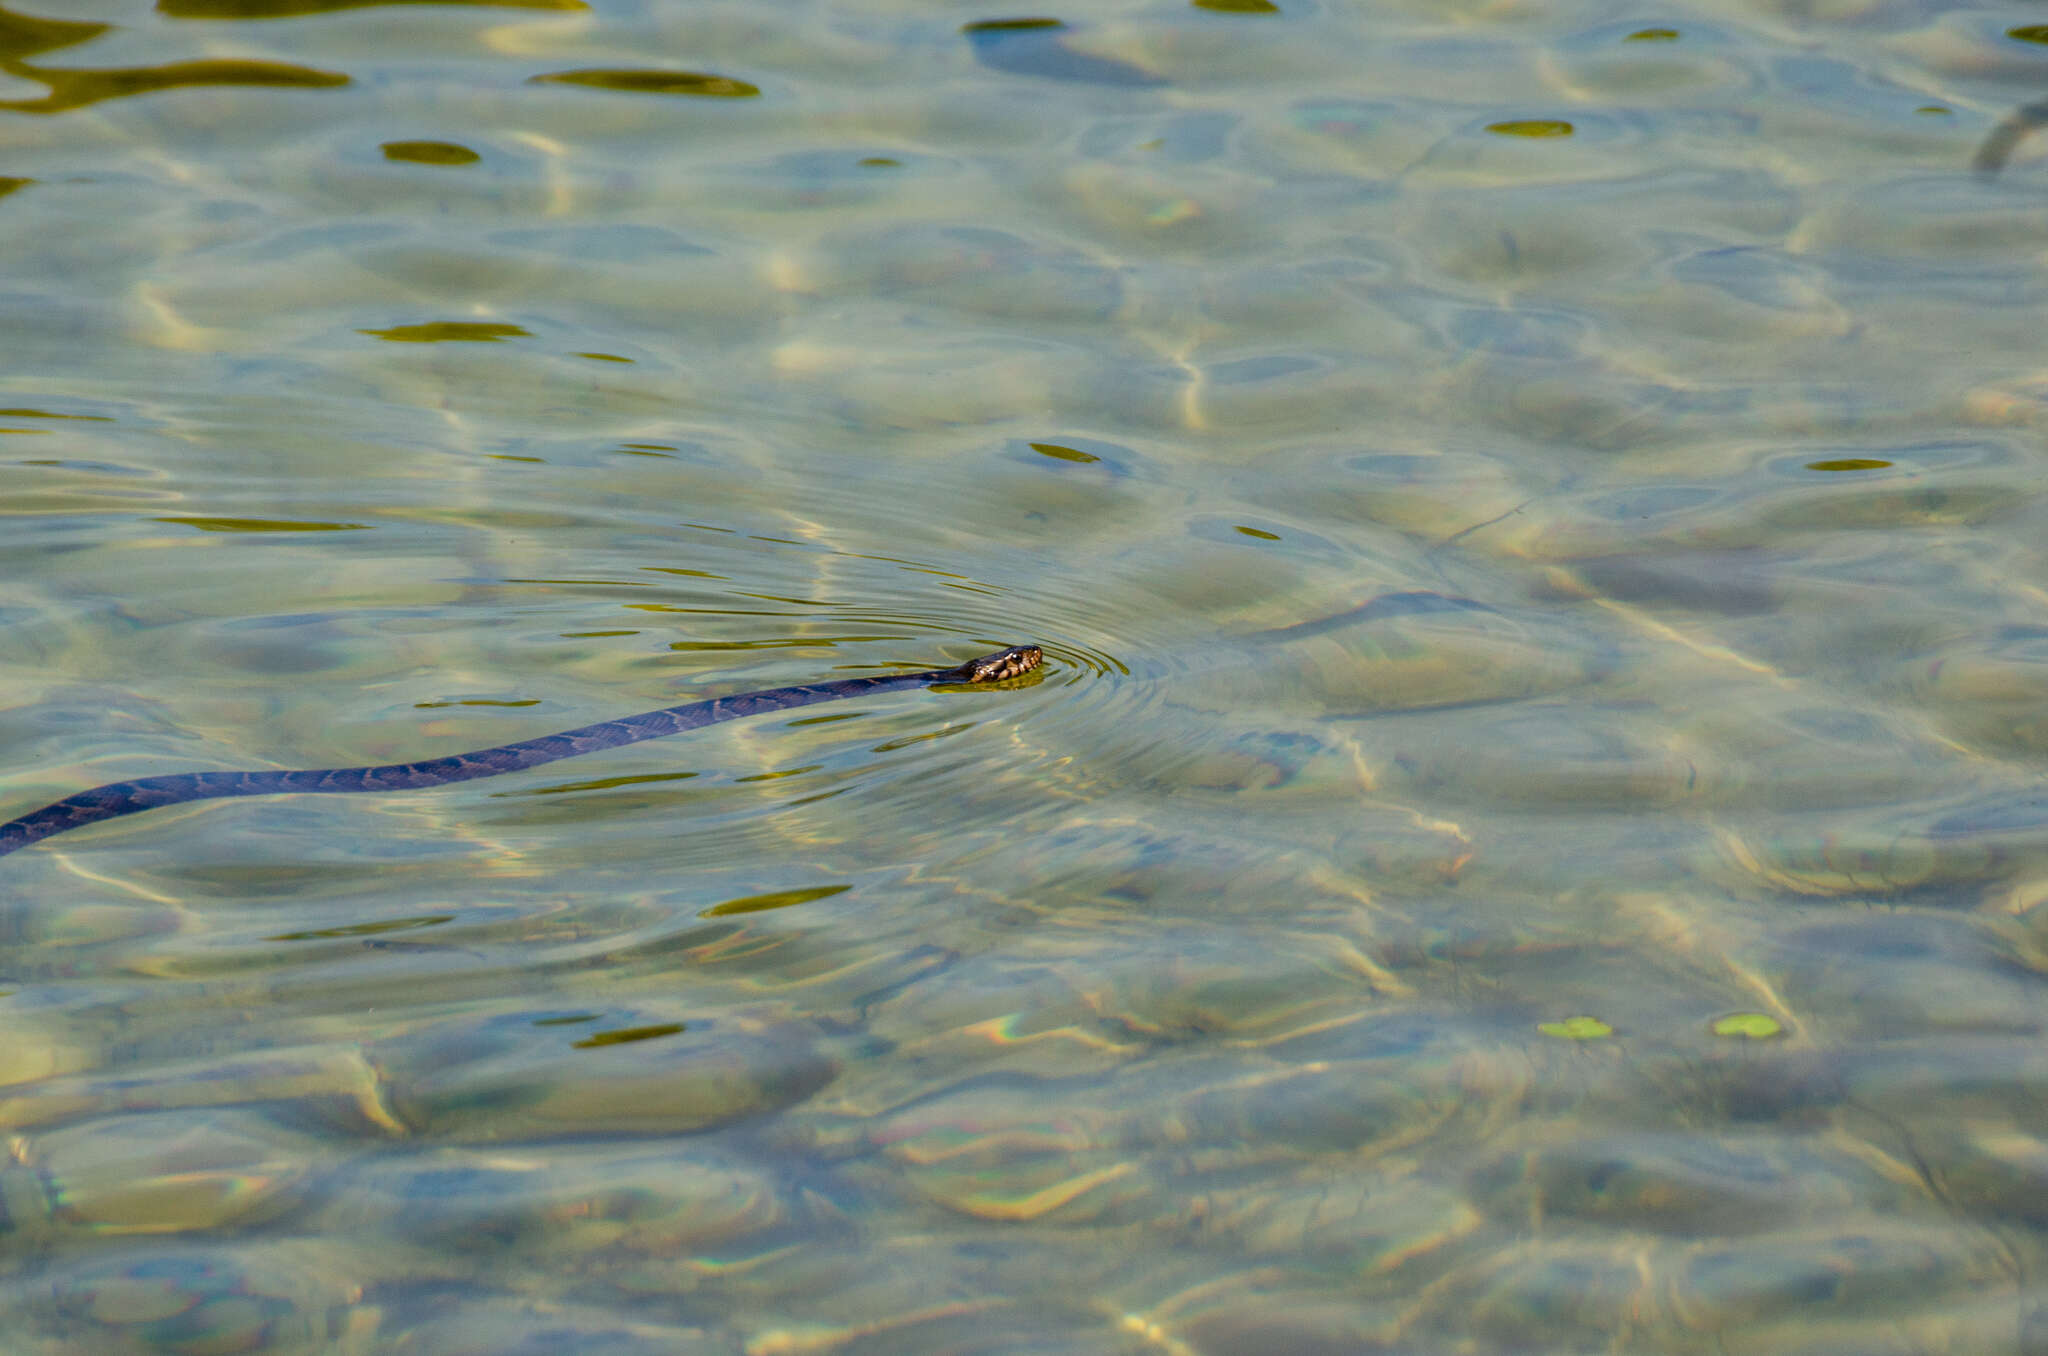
[3,0,2048,1352]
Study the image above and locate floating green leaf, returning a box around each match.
[962,18,1066,32]
[156,516,370,532]
[531,68,758,98]
[382,140,479,166]
[574,1022,685,1048]
[1488,120,1573,138]
[1538,1016,1613,1040]
[1031,441,1099,464]
[412,698,541,709]
[701,884,851,917]
[360,322,528,343]
[1805,458,1891,472]
[1710,1012,1784,1039]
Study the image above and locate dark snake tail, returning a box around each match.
[1976,98,2048,177]
[0,645,1041,859]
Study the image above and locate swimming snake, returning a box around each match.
[0,645,1042,859]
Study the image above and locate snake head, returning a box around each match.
[958,645,1043,683]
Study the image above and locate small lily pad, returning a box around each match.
[1537,1016,1613,1040]
[1710,1012,1784,1039]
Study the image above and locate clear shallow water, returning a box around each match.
[6,0,2048,1350]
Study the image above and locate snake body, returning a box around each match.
[0,645,1041,859]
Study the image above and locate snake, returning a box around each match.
[1975,98,2048,177]
[0,644,1042,859]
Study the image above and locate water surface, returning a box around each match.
[5,0,2048,1350]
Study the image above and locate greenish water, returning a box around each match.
[5,0,2048,1350]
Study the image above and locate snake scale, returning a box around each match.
[0,645,1042,859]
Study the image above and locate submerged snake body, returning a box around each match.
[0,645,1042,859]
